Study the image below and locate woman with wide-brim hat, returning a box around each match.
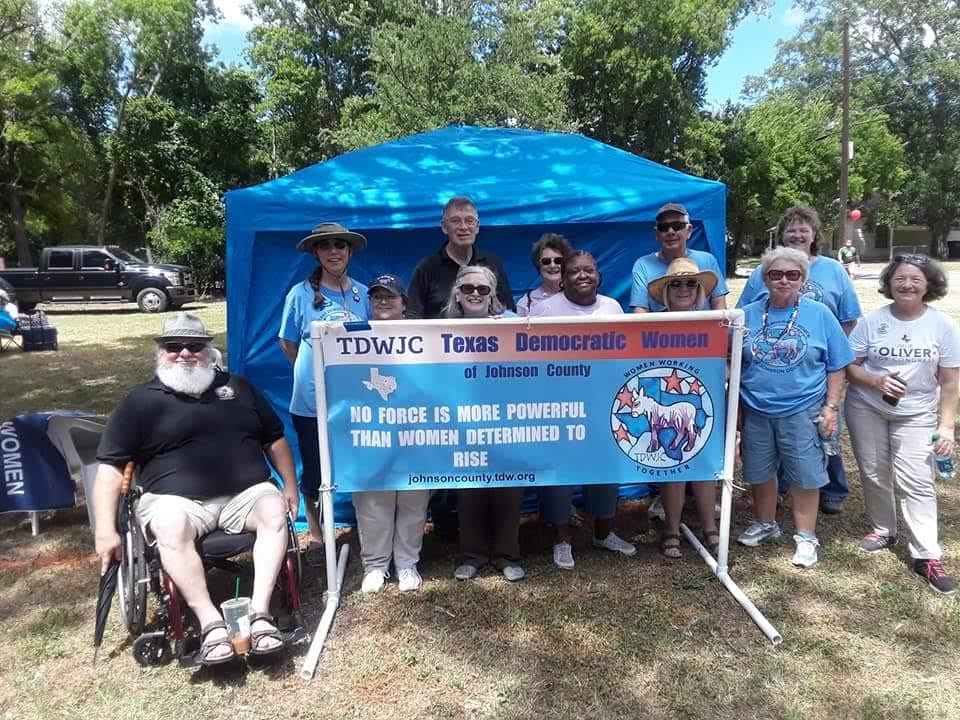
[278,223,371,563]
[646,257,722,559]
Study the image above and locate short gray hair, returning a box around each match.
[759,247,809,284]
[442,265,504,318]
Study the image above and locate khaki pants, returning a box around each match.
[352,490,430,573]
[845,393,941,560]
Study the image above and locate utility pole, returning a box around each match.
[838,16,851,249]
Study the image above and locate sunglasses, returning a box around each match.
[894,254,930,265]
[668,279,700,289]
[539,257,563,266]
[315,239,349,251]
[162,341,207,354]
[656,221,688,233]
[459,283,492,296]
[766,269,803,281]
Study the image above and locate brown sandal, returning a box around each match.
[703,530,721,555]
[660,532,682,560]
[198,620,236,666]
[249,612,284,656]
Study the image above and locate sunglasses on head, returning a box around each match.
[668,279,700,289]
[656,221,688,233]
[766,269,803,281]
[459,283,492,296]
[539,257,563,266]
[162,341,207,354]
[315,239,349,251]
[894,253,930,266]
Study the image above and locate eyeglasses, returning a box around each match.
[459,283,492,296]
[444,216,478,227]
[668,279,700,289]
[539,257,563,266]
[371,293,400,303]
[894,254,930,265]
[766,269,803,281]
[162,341,207,354]
[315,239,349,251]
[656,221,688,233]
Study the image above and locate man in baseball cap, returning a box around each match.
[629,202,729,313]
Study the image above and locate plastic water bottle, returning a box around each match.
[932,435,956,481]
[816,416,841,456]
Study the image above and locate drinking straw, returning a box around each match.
[234,577,240,600]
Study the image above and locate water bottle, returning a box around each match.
[816,415,841,456]
[932,435,956,481]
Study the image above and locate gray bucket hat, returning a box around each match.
[296,222,367,253]
[155,312,214,343]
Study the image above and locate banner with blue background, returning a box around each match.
[316,316,729,492]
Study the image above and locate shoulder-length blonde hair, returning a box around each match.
[441,265,505,318]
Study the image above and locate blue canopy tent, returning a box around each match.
[225,125,726,522]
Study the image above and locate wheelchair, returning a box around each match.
[115,464,307,667]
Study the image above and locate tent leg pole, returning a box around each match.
[299,490,350,681]
[30,511,39,536]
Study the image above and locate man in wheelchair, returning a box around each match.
[93,313,300,665]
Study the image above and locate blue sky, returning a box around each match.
[203,0,805,108]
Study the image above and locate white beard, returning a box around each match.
[156,353,216,396]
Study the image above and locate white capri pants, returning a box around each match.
[352,490,431,573]
[845,392,941,560]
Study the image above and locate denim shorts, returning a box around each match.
[741,403,828,490]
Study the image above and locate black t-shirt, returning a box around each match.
[406,245,515,319]
[97,372,285,500]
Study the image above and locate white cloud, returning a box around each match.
[783,6,806,27]
[211,0,256,31]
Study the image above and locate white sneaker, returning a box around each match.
[502,565,525,581]
[397,567,422,592]
[361,569,387,594]
[791,534,820,568]
[553,542,575,570]
[454,563,478,581]
[593,531,637,556]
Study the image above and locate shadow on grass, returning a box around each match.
[42,303,210,317]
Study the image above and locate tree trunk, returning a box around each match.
[4,182,32,267]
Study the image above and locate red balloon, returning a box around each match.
[850,208,862,221]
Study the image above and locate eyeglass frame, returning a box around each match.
[458,283,492,296]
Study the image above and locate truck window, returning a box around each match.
[48,250,75,269]
[82,250,113,269]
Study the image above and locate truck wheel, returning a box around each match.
[136,288,169,313]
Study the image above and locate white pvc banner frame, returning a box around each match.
[299,309,781,680]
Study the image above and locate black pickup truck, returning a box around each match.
[0,246,197,313]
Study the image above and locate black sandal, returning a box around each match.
[249,612,284,656]
[660,532,682,560]
[198,620,236,666]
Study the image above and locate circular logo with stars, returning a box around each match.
[750,324,807,369]
[609,367,714,468]
[801,280,823,303]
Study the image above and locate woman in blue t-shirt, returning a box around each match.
[736,247,854,569]
[737,205,861,514]
[278,223,371,560]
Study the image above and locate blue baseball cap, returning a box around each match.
[368,274,407,298]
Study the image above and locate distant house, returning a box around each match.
[832,223,960,261]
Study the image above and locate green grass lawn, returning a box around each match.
[2,289,960,720]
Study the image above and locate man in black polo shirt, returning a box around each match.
[407,195,515,319]
[93,313,299,665]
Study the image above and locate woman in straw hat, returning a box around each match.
[278,223,371,562]
[646,257,721,559]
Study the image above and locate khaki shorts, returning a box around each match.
[136,482,281,543]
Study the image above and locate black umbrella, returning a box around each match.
[93,462,135,664]
[93,560,118,664]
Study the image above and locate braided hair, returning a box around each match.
[308,266,328,309]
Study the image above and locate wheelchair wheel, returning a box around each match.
[132,632,172,667]
[118,517,149,635]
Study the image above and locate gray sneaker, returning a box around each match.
[737,520,781,547]
[858,532,896,553]
[592,531,637,556]
[553,542,575,570]
[453,563,478,581]
[502,565,525,582]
